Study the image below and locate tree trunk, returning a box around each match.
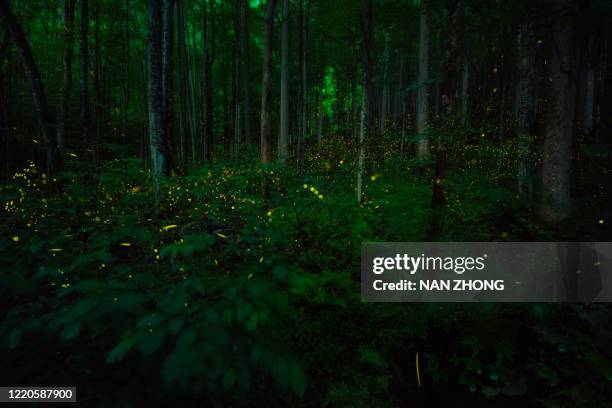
[460,57,469,124]
[380,31,389,136]
[278,0,289,162]
[260,0,277,165]
[297,0,307,169]
[241,0,251,145]
[80,0,92,159]
[232,0,241,160]
[93,0,101,139]
[0,0,62,175]
[147,0,167,207]
[317,94,323,145]
[357,0,373,203]
[540,1,577,224]
[416,0,430,159]
[516,22,536,200]
[177,0,188,165]
[121,0,130,141]
[202,0,214,161]
[584,65,595,135]
[260,0,277,199]
[161,0,174,172]
[57,0,75,150]
[351,61,358,139]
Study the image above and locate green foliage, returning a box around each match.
[1,135,611,405]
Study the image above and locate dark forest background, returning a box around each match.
[1,0,612,406]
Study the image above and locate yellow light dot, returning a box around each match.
[318,194,324,199]
[267,210,272,217]
[303,184,308,189]
[598,219,604,224]
[12,236,19,242]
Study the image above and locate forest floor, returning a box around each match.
[1,137,612,406]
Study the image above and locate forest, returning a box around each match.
[1,0,612,405]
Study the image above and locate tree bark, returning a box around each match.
[232,0,241,160]
[516,22,536,200]
[260,0,277,165]
[278,0,289,162]
[121,0,130,141]
[177,0,188,164]
[540,1,577,224]
[297,0,307,169]
[147,0,167,207]
[241,0,251,145]
[260,0,278,199]
[57,0,75,150]
[79,0,92,159]
[380,31,389,136]
[357,0,373,203]
[161,0,174,172]
[202,0,214,161]
[416,0,430,159]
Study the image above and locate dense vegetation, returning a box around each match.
[1,0,611,406]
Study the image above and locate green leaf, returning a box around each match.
[106,335,138,364]
[138,328,166,355]
[223,369,236,390]
[8,329,22,349]
[59,322,81,341]
[290,364,307,397]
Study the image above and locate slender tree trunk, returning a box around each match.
[460,57,469,124]
[297,0,307,169]
[357,0,373,203]
[595,24,607,142]
[351,61,358,139]
[260,0,277,199]
[540,0,577,224]
[0,0,62,175]
[357,86,366,203]
[202,0,214,161]
[416,0,430,159]
[241,0,251,145]
[93,0,101,139]
[161,0,174,172]
[278,0,289,162]
[147,0,167,207]
[232,0,241,160]
[380,31,389,136]
[317,94,323,145]
[395,49,404,131]
[177,0,188,165]
[260,0,277,165]
[80,0,92,159]
[185,14,198,168]
[57,0,75,150]
[121,0,130,142]
[584,64,595,135]
[516,22,536,200]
